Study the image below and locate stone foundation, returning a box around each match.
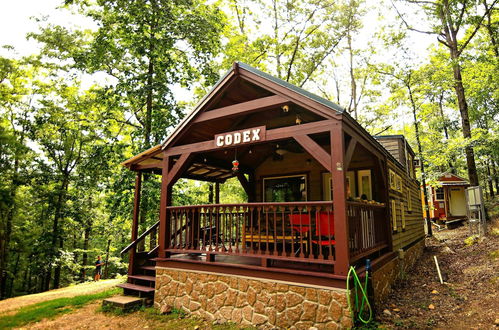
[154,268,352,329]
[372,238,425,305]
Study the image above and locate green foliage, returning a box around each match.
[0,287,120,329]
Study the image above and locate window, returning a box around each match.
[408,155,414,178]
[395,175,402,192]
[391,199,397,231]
[435,187,444,201]
[389,169,396,189]
[263,174,307,202]
[401,201,406,230]
[346,171,356,199]
[357,170,372,200]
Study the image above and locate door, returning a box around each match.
[449,187,466,216]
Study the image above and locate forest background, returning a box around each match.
[0,0,497,299]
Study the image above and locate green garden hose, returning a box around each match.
[346,265,373,324]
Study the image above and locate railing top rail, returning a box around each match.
[121,220,159,255]
[346,201,386,208]
[166,201,334,210]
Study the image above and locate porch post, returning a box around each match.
[331,124,350,276]
[215,182,220,204]
[158,153,171,258]
[128,172,142,276]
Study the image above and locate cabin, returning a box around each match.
[423,173,469,223]
[119,63,425,328]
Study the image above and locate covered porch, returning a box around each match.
[121,62,394,288]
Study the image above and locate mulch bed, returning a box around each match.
[377,220,499,329]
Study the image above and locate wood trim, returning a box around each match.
[238,68,342,121]
[193,95,288,123]
[158,154,170,257]
[344,138,357,170]
[164,119,337,157]
[330,125,349,276]
[166,153,193,184]
[293,134,332,172]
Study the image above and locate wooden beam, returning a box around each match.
[164,119,337,156]
[238,69,342,121]
[344,138,357,170]
[167,152,193,184]
[342,121,384,160]
[131,162,162,171]
[158,154,170,257]
[215,183,220,204]
[293,134,332,172]
[193,95,288,123]
[330,124,349,276]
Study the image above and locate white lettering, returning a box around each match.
[234,132,241,144]
[243,131,251,142]
[252,129,261,141]
[225,134,233,145]
[216,136,224,147]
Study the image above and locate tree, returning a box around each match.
[394,0,498,186]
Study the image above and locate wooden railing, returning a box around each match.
[165,202,337,265]
[121,221,159,255]
[347,201,388,261]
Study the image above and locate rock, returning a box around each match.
[309,327,319,330]
[428,304,435,310]
[194,327,199,330]
[160,305,172,314]
[494,318,499,325]
[393,308,400,312]
[441,246,455,254]
[383,309,392,316]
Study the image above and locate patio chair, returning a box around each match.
[311,212,335,258]
[289,213,311,255]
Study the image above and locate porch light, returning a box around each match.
[275,144,287,156]
[282,105,289,112]
[295,114,302,125]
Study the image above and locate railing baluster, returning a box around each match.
[273,206,278,256]
[281,206,286,256]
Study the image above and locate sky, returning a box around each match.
[0,0,97,57]
[0,0,436,129]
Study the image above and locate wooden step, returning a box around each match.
[103,296,145,311]
[139,265,156,271]
[118,283,155,293]
[128,275,156,282]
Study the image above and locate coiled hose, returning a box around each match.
[346,265,373,324]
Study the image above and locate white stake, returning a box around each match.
[434,255,443,284]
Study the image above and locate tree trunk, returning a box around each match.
[7,253,20,298]
[81,225,91,281]
[450,58,479,186]
[487,160,495,197]
[407,81,432,236]
[493,161,499,193]
[104,239,111,279]
[347,32,358,119]
[52,175,70,289]
[437,93,456,173]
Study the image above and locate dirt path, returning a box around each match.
[378,220,499,329]
[0,279,122,315]
[22,301,231,330]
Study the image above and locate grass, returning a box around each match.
[0,287,120,329]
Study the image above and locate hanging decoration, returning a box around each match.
[232,149,239,173]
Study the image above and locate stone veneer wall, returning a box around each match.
[372,238,425,305]
[154,268,353,329]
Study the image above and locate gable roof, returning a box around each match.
[161,62,345,150]
[437,172,470,184]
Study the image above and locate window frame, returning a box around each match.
[262,174,308,202]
